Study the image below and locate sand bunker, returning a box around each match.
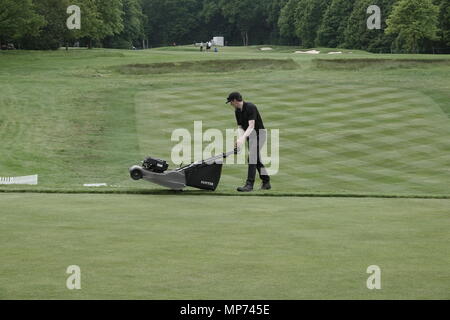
[295,50,320,54]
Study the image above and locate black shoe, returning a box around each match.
[237,184,253,192]
[261,181,271,190]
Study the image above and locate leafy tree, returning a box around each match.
[1,0,447,51]
[122,0,146,45]
[96,0,124,39]
[199,0,236,45]
[70,0,124,48]
[316,0,353,47]
[219,0,265,46]
[278,0,299,44]
[264,0,288,44]
[433,0,450,47]
[104,0,145,48]
[0,0,45,47]
[201,0,221,24]
[344,0,396,52]
[69,0,102,48]
[143,0,201,46]
[294,0,331,48]
[20,0,72,50]
[386,0,440,53]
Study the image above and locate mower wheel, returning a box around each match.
[130,168,143,180]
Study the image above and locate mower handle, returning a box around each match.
[223,147,239,158]
[202,148,240,164]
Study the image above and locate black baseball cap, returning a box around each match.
[226,92,242,104]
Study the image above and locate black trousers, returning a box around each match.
[246,130,270,186]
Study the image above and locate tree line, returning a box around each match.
[0,0,448,53]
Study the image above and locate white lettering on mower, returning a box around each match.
[201,181,214,186]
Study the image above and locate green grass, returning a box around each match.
[0,46,449,299]
[1,46,449,196]
[0,193,448,300]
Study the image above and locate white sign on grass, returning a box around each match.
[0,175,38,185]
[212,36,224,46]
[83,183,108,187]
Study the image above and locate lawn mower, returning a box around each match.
[129,149,238,191]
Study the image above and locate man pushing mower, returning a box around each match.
[129,92,272,193]
[226,92,271,192]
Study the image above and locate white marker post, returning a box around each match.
[83,183,108,187]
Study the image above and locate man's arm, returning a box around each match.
[236,120,255,148]
[237,125,244,136]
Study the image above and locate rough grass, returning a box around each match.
[314,58,450,70]
[117,58,299,74]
